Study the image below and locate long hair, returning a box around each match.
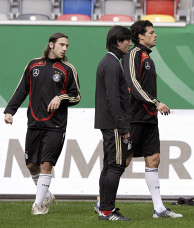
[106,25,131,51]
[130,20,153,45]
[41,33,68,61]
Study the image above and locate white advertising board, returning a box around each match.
[0,108,194,196]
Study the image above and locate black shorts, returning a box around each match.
[128,123,160,157]
[25,129,65,166]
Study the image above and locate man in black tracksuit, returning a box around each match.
[4,33,81,215]
[95,26,132,221]
[122,20,182,218]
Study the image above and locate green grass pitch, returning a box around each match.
[0,201,193,228]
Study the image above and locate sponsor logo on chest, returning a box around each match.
[32,69,40,77]
[145,62,150,70]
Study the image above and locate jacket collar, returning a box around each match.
[108,48,125,60]
[46,57,61,62]
[136,43,152,55]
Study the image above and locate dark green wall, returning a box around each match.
[0,24,194,108]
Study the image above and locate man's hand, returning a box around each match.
[123,132,130,139]
[4,113,13,124]
[47,96,61,113]
[156,102,170,115]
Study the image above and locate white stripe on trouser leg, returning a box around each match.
[114,129,122,165]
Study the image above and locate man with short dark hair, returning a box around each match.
[122,20,183,218]
[4,33,81,215]
[95,25,132,221]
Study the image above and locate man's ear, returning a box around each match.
[49,42,54,49]
[117,40,122,47]
[138,34,144,41]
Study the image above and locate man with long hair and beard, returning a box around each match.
[4,33,81,215]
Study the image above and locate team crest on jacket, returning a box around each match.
[33,69,40,77]
[53,73,61,82]
[145,62,150,70]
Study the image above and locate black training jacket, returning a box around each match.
[95,49,130,135]
[122,43,160,124]
[4,57,81,132]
